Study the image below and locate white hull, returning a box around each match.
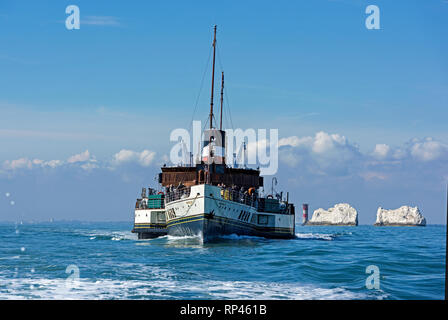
[132,208,166,239]
[165,184,295,241]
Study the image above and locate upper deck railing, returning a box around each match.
[165,186,191,203]
[165,185,293,215]
[135,195,165,209]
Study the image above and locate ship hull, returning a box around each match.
[133,228,167,239]
[165,184,295,242]
[167,214,294,240]
[133,208,167,239]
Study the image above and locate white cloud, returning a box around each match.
[279,131,361,176]
[279,132,354,154]
[112,150,135,163]
[372,144,390,159]
[278,151,301,167]
[67,150,91,163]
[312,131,348,154]
[2,135,447,183]
[277,132,448,182]
[2,157,65,170]
[392,148,407,160]
[45,160,63,168]
[66,150,98,170]
[112,149,156,167]
[80,162,99,171]
[368,138,448,163]
[2,150,96,172]
[139,150,156,167]
[279,136,312,148]
[2,148,158,174]
[3,158,33,170]
[410,138,447,161]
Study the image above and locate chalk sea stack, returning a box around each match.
[306,203,358,226]
[374,206,426,226]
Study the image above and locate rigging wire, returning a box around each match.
[170,45,213,184]
[224,86,235,131]
[216,44,235,131]
[188,45,213,133]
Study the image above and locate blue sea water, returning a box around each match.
[0,222,445,300]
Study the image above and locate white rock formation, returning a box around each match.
[375,206,426,226]
[307,203,358,226]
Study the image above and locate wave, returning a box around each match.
[84,230,137,241]
[0,255,21,260]
[295,232,352,241]
[78,228,351,243]
[0,276,370,300]
[295,233,337,241]
[164,234,202,241]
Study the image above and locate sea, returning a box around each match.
[0,222,445,300]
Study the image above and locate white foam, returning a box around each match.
[295,233,335,241]
[0,276,368,300]
[164,234,201,241]
[82,230,138,241]
[0,262,369,300]
[0,255,21,260]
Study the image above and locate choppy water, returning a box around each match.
[0,222,445,300]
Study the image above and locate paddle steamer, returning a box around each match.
[133,26,295,242]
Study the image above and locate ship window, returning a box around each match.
[258,215,268,225]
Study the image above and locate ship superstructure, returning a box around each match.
[132,187,167,239]
[155,26,296,242]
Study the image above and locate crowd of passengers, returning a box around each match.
[165,182,286,206]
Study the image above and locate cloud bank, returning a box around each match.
[1,132,446,223]
[1,149,157,174]
[278,132,448,181]
[2,133,447,184]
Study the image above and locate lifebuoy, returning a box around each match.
[267,195,273,199]
[248,187,255,196]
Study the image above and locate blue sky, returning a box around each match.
[0,0,447,223]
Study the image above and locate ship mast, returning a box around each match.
[220,71,224,131]
[209,25,217,129]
